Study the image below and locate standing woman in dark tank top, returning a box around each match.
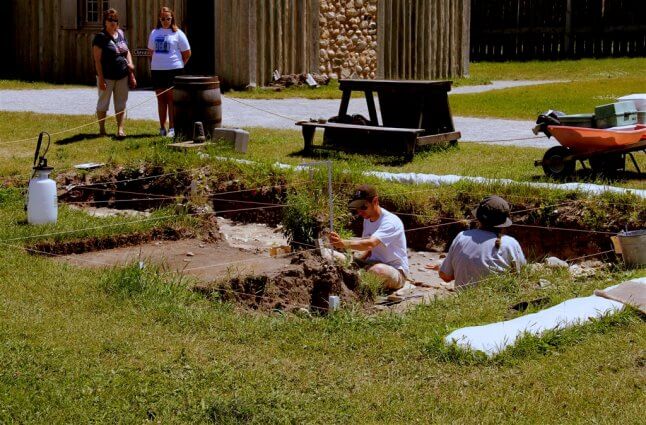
[92,8,136,139]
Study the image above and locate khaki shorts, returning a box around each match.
[96,76,129,113]
[366,263,407,290]
[323,245,408,290]
[356,258,408,290]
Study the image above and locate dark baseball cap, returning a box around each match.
[348,184,377,209]
[472,195,513,228]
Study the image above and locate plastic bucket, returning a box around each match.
[617,229,646,267]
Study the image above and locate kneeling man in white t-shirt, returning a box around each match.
[327,184,409,290]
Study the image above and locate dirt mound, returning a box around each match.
[194,252,361,313]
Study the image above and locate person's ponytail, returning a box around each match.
[495,230,502,250]
[482,226,503,251]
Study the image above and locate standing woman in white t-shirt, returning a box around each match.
[147,7,191,137]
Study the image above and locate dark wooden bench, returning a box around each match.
[296,121,425,156]
[295,79,461,159]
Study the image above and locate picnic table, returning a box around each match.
[296,79,461,159]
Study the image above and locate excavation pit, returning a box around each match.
[44,168,642,313]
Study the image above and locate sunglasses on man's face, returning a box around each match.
[160,17,172,21]
[106,18,118,23]
[350,203,370,214]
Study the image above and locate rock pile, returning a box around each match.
[269,73,330,89]
[319,0,378,79]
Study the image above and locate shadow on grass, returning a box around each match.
[287,138,457,166]
[289,148,413,166]
[56,133,158,145]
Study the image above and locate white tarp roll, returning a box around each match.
[442,281,645,356]
[365,171,646,199]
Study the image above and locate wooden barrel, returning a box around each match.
[173,75,222,141]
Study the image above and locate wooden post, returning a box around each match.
[301,126,316,153]
[564,0,572,56]
[248,0,258,87]
[376,0,386,79]
[309,0,320,74]
[461,0,470,77]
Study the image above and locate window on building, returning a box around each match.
[84,0,110,25]
[60,0,128,30]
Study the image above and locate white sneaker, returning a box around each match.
[159,127,167,136]
[167,128,175,138]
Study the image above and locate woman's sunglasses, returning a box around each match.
[106,18,118,23]
[160,17,172,21]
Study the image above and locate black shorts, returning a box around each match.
[151,69,183,90]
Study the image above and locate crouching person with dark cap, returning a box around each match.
[326,184,410,290]
[427,195,526,288]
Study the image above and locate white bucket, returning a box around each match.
[617,229,646,267]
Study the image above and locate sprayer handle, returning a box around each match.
[34,132,44,167]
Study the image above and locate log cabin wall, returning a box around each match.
[9,0,186,85]
[8,0,470,87]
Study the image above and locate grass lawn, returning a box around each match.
[450,76,646,120]
[0,79,84,90]
[1,180,644,422]
[1,251,645,423]
[1,67,645,422]
[1,111,644,190]
[469,57,646,81]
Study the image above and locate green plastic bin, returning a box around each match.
[595,101,638,128]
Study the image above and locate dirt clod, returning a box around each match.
[202,252,360,313]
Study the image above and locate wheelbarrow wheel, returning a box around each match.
[542,146,575,178]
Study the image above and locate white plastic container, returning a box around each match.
[617,94,646,111]
[27,168,58,224]
[328,295,340,311]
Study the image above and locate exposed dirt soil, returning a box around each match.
[55,165,644,261]
[44,166,641,313]
[53,213,450,313]
[30,215,220,256]
[58,238,293,281]
[194,251,362,312]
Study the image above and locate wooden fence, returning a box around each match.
[471,0,646,61]
[212,0,319,88]
[377,0,470,79]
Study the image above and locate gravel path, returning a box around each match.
[0,80,559,148]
